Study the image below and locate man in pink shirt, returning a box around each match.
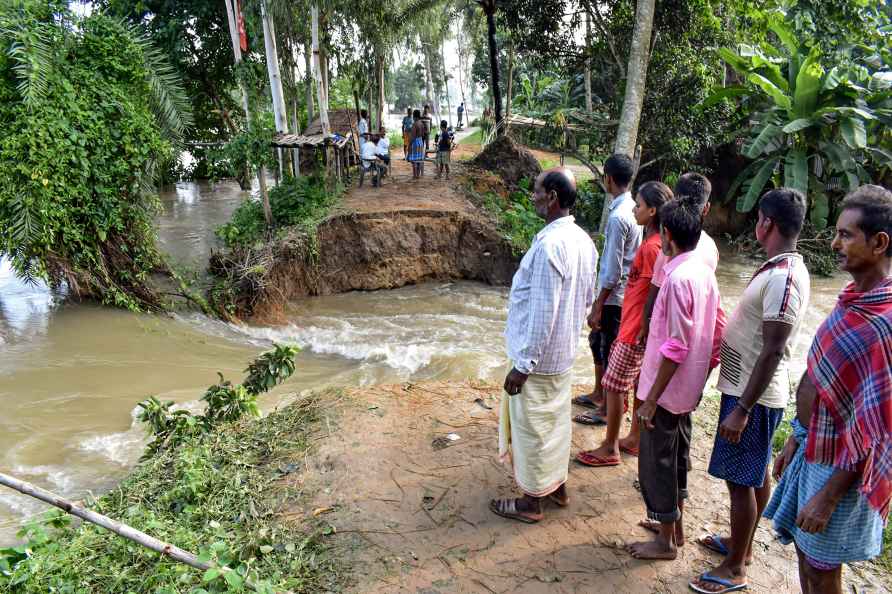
[626,198,723,561]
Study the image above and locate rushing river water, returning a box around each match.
[0,180,847,543]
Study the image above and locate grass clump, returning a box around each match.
[216,174,343,250]
[0,395,337,594]
[464,178,540,255]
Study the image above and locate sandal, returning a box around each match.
[619,443,640,457]
[489,498,542,524]
[689,572,747,593]
[572,393,603,409]
[697,534,729,556]
[573,411,607,426]
[548,492,569,507]
[575,451,620,467]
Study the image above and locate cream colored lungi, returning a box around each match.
[498,367,573,497]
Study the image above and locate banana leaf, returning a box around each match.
[782,118,814,133]
[809,181,830,229]
[737,157,780,213]
[743,123,783,159]
[748,73,792,110]
[840,117,867,149]
[793,48,823,119]
[784,149,808,196]
[701,85,748,108]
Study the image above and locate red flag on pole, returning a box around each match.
[237,0,247,52]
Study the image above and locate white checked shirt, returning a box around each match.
[505,216,599,375]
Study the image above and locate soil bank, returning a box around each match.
[240,156,519,324]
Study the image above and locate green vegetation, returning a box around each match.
[458,129,483,145]
[0,3,191,311]
[0,347,339,593]
[712,17,892,227]
[138,344,298,457]
[216,175,343,250]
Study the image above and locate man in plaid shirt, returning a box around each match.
[491,168,599,523]
[765,186,892,594]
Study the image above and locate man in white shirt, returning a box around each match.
[375,127,390,170]
[690,188,810,593]
[359,133,379,187]
[493,168,599,523]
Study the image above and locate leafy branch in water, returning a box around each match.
[138,344,299,458]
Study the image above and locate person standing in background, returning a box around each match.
[401,107,414,158]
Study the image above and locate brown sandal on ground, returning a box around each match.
[548,492,569,507]
[489,498,542,523]
[575,450,620,467]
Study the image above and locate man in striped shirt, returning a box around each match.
[493,168,599,523]
[690,189,810,593]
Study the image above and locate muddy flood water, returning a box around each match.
[0,180,848,543]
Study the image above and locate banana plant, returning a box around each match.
[707,18,892,227]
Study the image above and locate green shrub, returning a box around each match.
[215,175,342,250]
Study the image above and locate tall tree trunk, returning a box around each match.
[260,0,288,179]
[481,0,503,137]
[304,40,315,124]
[584,3,593,113]
[505,42,514,124]
[376,54,386,132]
[223,0,249,120]
[440,40,452,126]
[600,0,655,231]
[455,19,466,105]
[423,44,435,116]
[311,4,329,135]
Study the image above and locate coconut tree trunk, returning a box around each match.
[304,40,315,125]
[260,0,288,181]
[423,43,435,117]
[584,3,593,113]
[440,41,452,126]
[223,0,249,119]
[480,0,503,137]
[376,54,386,132]
[505,42,514,123]
[600,0,655,231]
[311,4,329,135]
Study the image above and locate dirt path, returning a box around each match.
[343,151,473,215]
[287,382,890,594]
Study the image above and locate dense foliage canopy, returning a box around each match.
[0,1,192,310]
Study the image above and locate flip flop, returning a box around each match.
[697,534,730,556]
[619,444,639,457]
[489,498,542,524]
[573,411,607,426]
[688,572,747,593]
[575,451,621,467]
[548,493,569,507]
[572,394,603,409]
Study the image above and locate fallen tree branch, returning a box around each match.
[0,471,210,570]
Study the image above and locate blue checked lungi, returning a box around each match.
[763,418,885,565]
[708,394,784,487]
[407,138,424,162]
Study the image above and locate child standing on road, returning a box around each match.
[435,120,454,180]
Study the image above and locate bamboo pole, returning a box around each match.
[0,472,210,571]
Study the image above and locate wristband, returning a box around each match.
[736,401,752,414]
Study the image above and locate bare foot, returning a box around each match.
[625,538,678,560]
[638,518,685,546]
[584,442,620,462]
